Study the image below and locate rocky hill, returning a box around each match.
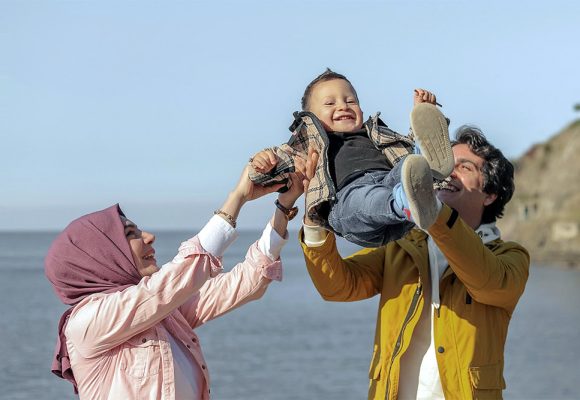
[498,119,580,267]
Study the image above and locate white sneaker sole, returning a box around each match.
[401,155,439,230]
[410,103,453,180]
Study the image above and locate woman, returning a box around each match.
[45,164,304,399]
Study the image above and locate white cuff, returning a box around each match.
[303,223,328,247]
[197,215,239,257]
[258,222,288,261]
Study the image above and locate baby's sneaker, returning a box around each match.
[410,103,454,180]
[393,155,441,230]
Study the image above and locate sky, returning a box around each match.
[1,0,579,231]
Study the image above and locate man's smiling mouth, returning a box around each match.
[439,183,459,192]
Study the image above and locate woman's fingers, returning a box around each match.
[255,182,285,198]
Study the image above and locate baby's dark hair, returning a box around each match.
[452,125,515,223]
[301,68,358,110]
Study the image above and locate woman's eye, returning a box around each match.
[125,227,138,238]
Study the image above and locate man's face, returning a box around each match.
[436,143,497,225]
[307,79,364,133]
[121,217,159,277]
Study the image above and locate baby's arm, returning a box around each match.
[413,88,439,106]
[248,143,306,189]
[250,149,278,173]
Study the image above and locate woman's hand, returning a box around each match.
[233,165,285,203]
[216,165,285,228]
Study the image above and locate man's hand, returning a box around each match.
[413,88,439,106]
[278,167,306,208]
[250,149,278,173]
[299,148,319,225]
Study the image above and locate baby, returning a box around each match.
[249,69,453,247]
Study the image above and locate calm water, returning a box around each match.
[0,231,579,400]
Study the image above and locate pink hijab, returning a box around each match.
[45,204,142,391]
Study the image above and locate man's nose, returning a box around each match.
[450,165,459,178]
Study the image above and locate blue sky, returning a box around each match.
[2,0,579,230]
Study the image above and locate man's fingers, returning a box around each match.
[271,183,285,192]
[294,156,307,174]
[308,150,319,179]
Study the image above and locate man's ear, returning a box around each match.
[483,193,498,206]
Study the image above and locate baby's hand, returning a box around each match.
[250,149,278,173]
[413,88,438,106]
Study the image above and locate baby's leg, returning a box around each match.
[328,164,414,247]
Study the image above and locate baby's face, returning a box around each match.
[307,79,364,132]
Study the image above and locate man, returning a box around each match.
[299,125,529,399]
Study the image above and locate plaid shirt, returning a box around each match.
[248,111,415,227]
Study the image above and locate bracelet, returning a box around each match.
[275,199,299,221]
[214,209,237,228]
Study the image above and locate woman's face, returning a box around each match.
[121,217,158,277]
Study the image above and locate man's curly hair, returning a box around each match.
[452,126,515,223]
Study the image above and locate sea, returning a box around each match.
[1,230,579,400]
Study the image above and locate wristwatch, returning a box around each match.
[275,199,299,220]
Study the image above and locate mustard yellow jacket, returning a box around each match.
[300,206,530,400]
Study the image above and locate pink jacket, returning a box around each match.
[64,236,282,400]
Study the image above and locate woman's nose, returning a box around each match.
[143,231,156,244]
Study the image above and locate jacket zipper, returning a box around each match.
[385,280,423,399]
